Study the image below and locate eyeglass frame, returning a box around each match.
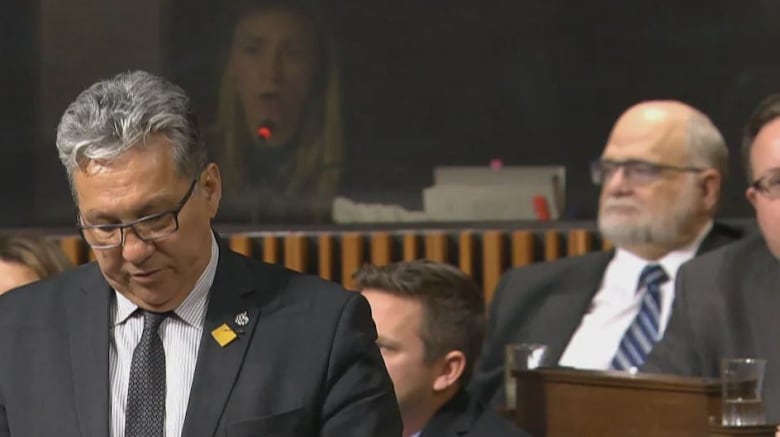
[76,177,199,249]
[750,171,780,199]
[590,158,706,185]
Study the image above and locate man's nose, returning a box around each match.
[121,228,155,264]
[602,166,633,194]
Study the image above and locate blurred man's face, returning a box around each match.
[747,118,780,258]
[597,108,707,250]
[361,289,439,427]
[73,134,221,312]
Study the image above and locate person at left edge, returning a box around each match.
[0,70,401,437]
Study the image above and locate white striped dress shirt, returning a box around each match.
[558,221,711,370]
[109,234,219,437]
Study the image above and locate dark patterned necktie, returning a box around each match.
[125,310,170,437]
[611,264,669,370]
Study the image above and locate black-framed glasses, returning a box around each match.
[591,159,705,185]
[77,178,198,249]
[751,171,780,199]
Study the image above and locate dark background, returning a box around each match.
[3,0,779,227]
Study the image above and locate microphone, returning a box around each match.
[255,120,275,145]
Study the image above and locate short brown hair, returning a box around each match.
[0,234,72,280]
[354,260,485,385]
[742,94,780,183]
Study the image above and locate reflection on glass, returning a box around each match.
[210,1,343,223]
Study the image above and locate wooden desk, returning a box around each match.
[513,368,775,437]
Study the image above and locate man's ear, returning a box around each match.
[432,351,466,392]
[747,186,758,209]
[200,163,222,216]
[698,169,721,212]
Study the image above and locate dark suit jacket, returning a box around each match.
[470,222,743,406]
[0,246,402,436]
[643,233,780,422]
[420,390,531,437]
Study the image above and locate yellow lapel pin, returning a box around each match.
[211,323,238,347]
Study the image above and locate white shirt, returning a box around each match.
[109,234,219,437]
[558,222,712,370]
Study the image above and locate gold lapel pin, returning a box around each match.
[211,323,238,347]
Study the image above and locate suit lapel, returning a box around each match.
[544,251,613,363]
[181,250,278,437]
[66,264,111,437]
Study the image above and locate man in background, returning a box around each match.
[644,94,780,424]
[357,260,531,437]
[472,100,742,407]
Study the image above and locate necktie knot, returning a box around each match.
[637,264,668,292]
[141,310,170,335]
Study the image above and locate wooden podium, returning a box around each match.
[512,368,775,437]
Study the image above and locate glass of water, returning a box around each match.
[721,358,767,426]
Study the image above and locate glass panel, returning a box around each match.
[3,0,777,227]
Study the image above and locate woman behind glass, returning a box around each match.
[211,0,344,223]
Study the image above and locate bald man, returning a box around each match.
[471,100,743,407]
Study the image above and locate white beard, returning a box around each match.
[598,181,701,248]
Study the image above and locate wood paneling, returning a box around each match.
[52,226,611,304]
[341,233,364,290]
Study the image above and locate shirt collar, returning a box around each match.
[111,233,220,327]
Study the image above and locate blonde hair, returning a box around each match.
[0,234,72,280]
[213,2,344,200]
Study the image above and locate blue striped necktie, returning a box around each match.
[611,264,669,371]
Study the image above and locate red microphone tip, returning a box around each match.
[257,126,272,140]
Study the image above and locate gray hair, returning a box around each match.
[56,70,207,189]
[685,112,729,180]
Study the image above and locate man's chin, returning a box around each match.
[599,214,642,232]
[127,287,179,311]
[599,221,650,245]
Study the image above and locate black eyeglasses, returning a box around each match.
[751,171,780,199]
[591,159,705,185]
[77,178,198,249]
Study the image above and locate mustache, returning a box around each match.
[601,197,641,210]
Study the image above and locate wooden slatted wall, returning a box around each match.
[54,227,609,304]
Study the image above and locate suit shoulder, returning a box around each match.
[711,221,748,240]
[286,271,354,302]
[471,409,533,437]
[231,250,353,305]
[489,251,611,318]
[686,232,766,270]
[498,250,611,285]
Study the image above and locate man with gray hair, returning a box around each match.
[471,100,743,407]
[0,71,402,436]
